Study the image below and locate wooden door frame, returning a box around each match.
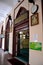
[12,19,29,65]
[12,18,29,56]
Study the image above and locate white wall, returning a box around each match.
[29,0,43,65]
[2,38,5,49]
[9,32,13,54]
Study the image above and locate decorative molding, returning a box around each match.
[14,0,24,11]
[15,12,28,24]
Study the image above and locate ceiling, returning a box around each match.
[0,0,18,23]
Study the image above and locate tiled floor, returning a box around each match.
[0,48,12,65]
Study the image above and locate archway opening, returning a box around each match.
[4,20,10,51]
[13,7,29,64]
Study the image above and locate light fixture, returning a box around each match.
[29,0,39,14]
[29,0,35,4]
[8,15,12,32]
[8,15,12,26]
[18,0,20,2]
[19,31,23,34]
[8,15,12,20]
[31,4,39,14]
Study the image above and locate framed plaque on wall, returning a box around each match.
[31,13,39,26]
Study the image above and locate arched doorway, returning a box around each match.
[4,20,10,51]
[0,26,3,48]
[13,7,29,64]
